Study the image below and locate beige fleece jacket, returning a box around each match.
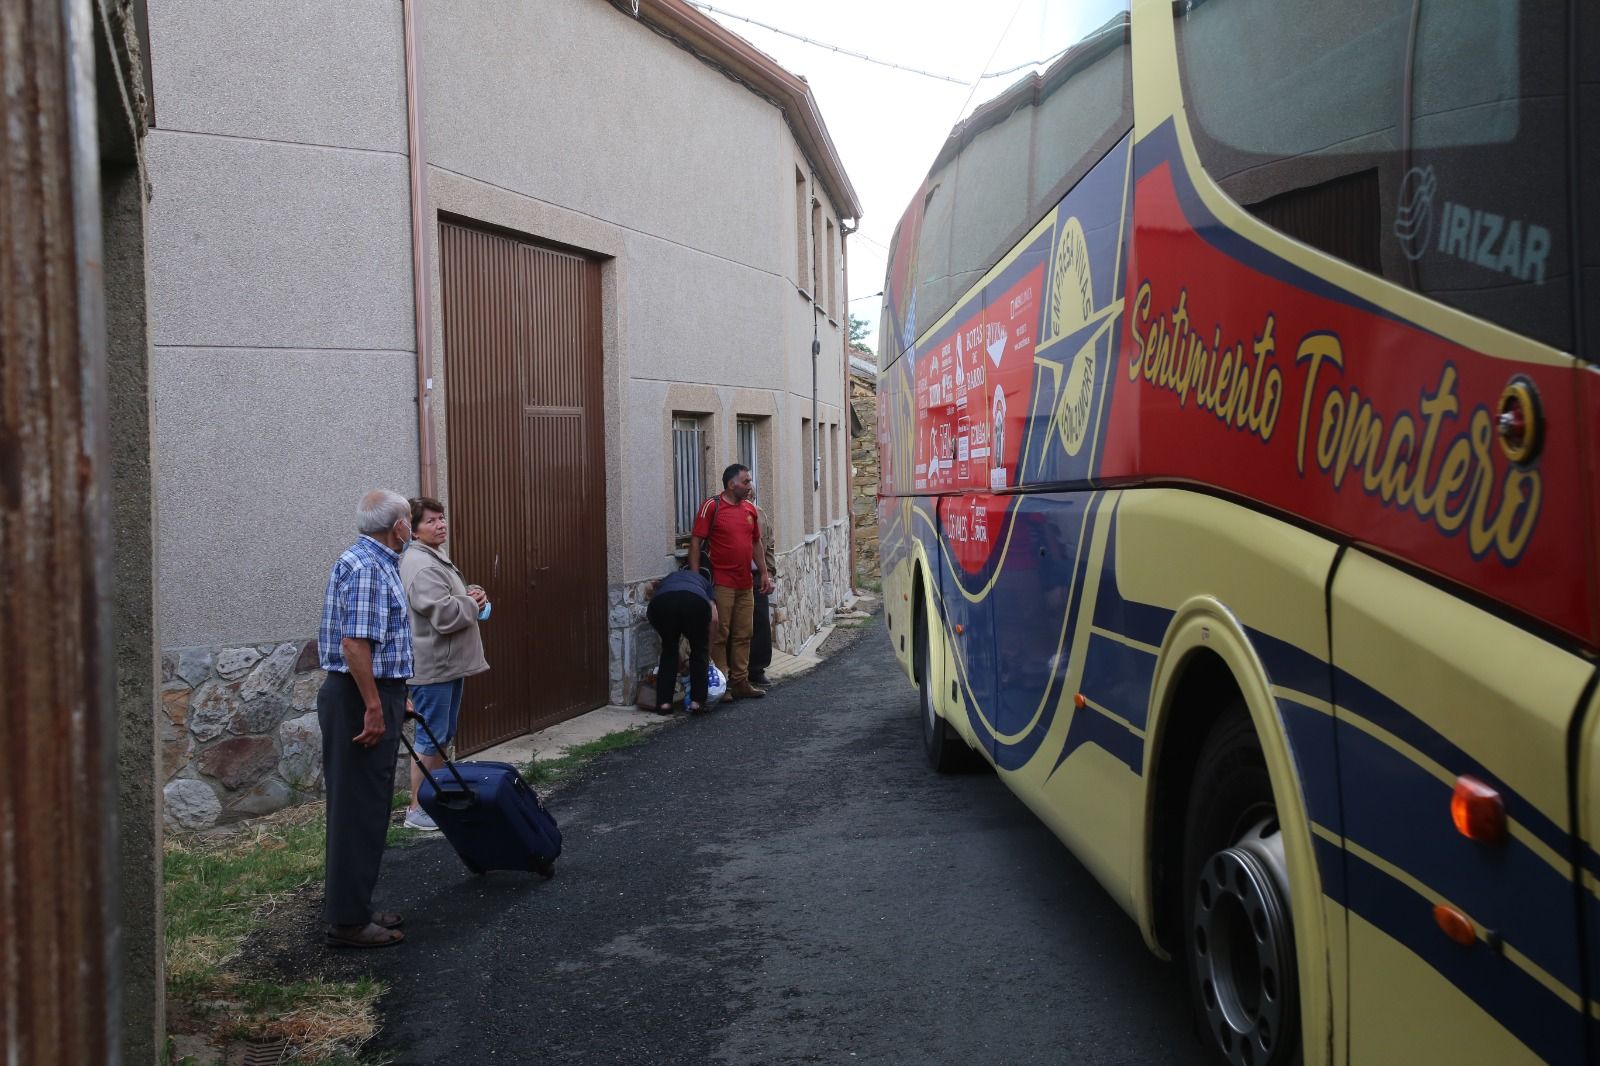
[399,541,490,686]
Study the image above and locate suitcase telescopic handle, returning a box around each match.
[400,709,475,798]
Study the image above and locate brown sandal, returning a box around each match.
[326,922,404,949]
[373,911,403,930]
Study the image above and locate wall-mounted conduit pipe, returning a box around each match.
[403,0,438,496]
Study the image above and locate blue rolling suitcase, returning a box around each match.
[402,712,562,878]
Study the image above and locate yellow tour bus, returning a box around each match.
[874,1,1599,1063]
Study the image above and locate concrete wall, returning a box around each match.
[146,0,418,650]
[145,0,857,799]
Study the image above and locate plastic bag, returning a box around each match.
[687,663,728,711]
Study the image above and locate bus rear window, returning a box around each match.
[1175,0,1574,353]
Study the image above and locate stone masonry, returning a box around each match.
[848,362,880,589]
[159,640,327,831]
[607,516,853,704]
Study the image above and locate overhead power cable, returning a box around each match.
[686,2,969,83]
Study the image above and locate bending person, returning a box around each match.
[399,495,490,831]
[646,568,717,713]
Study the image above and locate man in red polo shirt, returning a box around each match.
[688,463,774,700]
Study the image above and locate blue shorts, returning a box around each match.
[410,678,465,756]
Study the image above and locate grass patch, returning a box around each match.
[164,801,395,1063]
[522,728,647,787]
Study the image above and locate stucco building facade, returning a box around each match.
[147,0,860,830]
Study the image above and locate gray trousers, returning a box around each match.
[319,671,404,926]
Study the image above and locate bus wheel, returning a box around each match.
[915,605,959,773]
[1182,708,1298,1066]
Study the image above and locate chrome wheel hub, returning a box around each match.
[1191,818,1295,1066]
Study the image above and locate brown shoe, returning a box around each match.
[731,682,766,700]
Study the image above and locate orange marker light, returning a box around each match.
[1451,776,1506,844]
[954,624,965,635]
[1433,904,1476,946]
[1074,693,1087,709]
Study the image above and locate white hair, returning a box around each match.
[356,490,410,534]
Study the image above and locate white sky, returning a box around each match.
[692,0,1125,353]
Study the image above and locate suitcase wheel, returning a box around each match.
[531,856,556,880]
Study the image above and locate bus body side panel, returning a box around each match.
[1105,118,1587,658]
[984,489,1141,912]
[1575,684,1600,1056]
[1330,551,1592,1065]
[876,342,919,683]
[1110,488,1342,1066]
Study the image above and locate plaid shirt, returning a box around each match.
[318,535,414,679]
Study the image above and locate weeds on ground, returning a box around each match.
[164,802,390,1063]
[522,728,647,787]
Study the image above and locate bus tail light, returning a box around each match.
[1451,776,1505,844]
[1433,905,1476,946]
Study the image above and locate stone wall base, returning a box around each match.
[606,518,853,703]
[159,641,329,831]
[161,522,855,825]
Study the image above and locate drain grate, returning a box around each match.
[225,1037,290,1066]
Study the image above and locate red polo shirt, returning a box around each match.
[692,495,760,589]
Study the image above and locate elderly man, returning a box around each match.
[317,489,414,949]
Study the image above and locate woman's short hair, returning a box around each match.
[410,495,445,527]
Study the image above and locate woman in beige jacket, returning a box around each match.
[398,496,490,831]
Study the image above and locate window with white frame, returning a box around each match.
[736,418,759,491]
[672,416,706,537]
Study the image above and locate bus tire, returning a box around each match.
[1182,706,1299,1066]
[915,602,960,773]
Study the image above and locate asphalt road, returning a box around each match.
[359,618,1210,1065]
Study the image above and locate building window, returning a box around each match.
[830,423,842,523]
[672,415,706,537]
[795,168,809,288]
[737,417,759,490]
[811,200,823,298]
[801,416,815,534]
[825,219,836,314]
[820,421,832,524]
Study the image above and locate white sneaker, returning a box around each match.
[403,808,438,831]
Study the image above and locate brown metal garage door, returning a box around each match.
[439,221,608,753]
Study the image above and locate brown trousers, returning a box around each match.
[711,585,754,687]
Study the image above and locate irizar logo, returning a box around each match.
[1436,200,1550,284]
[1394,166,1436,260]
[1395,165,1550,284]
